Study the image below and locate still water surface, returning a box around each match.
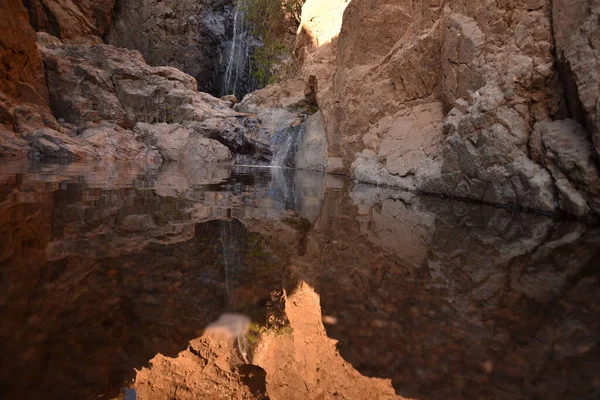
[0,161,599,400]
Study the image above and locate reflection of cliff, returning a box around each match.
[303,186,600,399]
[0,162,599,399]
[0,163,307,399]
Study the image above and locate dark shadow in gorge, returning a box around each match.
[0,161,599,399]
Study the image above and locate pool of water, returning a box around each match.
[0,160,599,399]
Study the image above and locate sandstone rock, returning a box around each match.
[0,0,50,129]
[303,75,318,107]
[134,122,233,164]
[220,94,239,107]
[77,122,163,161]
[36,32,267,159]
[351,149,417,190]
[21,122,162,162]
[553,0,600,157]
[0,127,29,158]
[287,0,600,215]
[23,0,116,42]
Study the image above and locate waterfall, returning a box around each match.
[221,0,254,98]
[271,124,305,168]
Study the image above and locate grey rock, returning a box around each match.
[533,119,600,216]
[296,111,328,172]
[134,122,233,164]
[553,0,600,157]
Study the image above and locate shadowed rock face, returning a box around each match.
[105,0,260,98]
[0,0,52,158]
[0,161,599,399]
[553,0,600,157]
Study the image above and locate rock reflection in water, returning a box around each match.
[0,160,598,400]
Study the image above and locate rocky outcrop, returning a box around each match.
[327,0,566,212]
[553,0,600,158]
[23,0,116,43]
[105,0,259,97]
[265,0,600,217]
[134,122,233,163]
[0,0,51,156]
[0,31,270,162]
[532,119,600,216]
[38,32,269,159]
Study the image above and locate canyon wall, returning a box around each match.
[106,0,260,97]
[0,0,52,157]
[1,0,271,163]
[281,0,599,217]
[1,0,600,216]
[22,0,116,42]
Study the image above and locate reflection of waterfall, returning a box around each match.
[220,221,245,306]
[221,0,254,98]
[271,124,305,168]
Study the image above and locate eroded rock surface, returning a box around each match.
[553,0,600,157]
[23,0,116,43]
[1,30,269,163]
[250,0,600,216]
[106,0,261,97]
[0,0,52,157]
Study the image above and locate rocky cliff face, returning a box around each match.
[553,0,600,157]
[265,0,599,217]
[23,0,116,42]
[0,22,270,163]
[1,0,600,216]
[106,0,259,97]
[0,0,53,157]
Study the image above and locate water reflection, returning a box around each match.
[0,160,598,400]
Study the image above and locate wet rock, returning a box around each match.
[296,111,328,172]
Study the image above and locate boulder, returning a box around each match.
[134,123,233,164]
[532,119,600,216]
